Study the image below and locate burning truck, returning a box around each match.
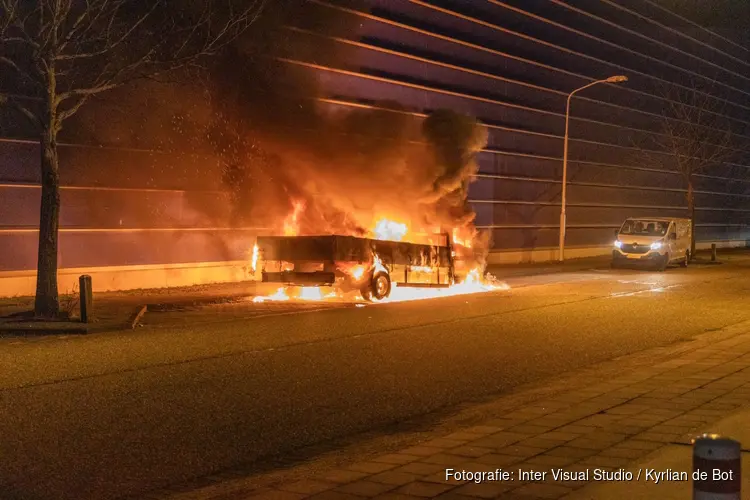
[255,232,459,301]
[228,109,499,302]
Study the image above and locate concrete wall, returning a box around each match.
[0,260,252,298]
[1,239,747,298]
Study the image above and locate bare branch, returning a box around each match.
[2,0,267,130]
[57,95,90,124]
[56,1,162,61]
[1,0,41,50]
[653,81,745,178]
[0,93,41,127]
[0,56,42,88]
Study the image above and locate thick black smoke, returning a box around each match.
[59,0,490,269]
[206,0,490,267]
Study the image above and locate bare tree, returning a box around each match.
[640,82,746,258]
[0,0,265,317]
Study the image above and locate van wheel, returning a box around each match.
[679,251,689,268]
[657,254,669,272]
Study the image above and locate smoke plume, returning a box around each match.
[207,0,490,268]
[57,0,491,270]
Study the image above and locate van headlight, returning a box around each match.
[650,241,662,250]
[614,240,622,248]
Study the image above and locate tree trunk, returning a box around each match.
[34,123,61,318]
[687,177,696,259]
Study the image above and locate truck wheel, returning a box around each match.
[370,272,392,300]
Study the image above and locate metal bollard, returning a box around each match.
[712,243,717,262]
[79,275,93,324]
[693,434,741,499]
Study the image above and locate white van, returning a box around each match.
[612,217,692,271]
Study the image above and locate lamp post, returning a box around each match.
[559,75,628,262]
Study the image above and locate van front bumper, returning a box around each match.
[612,249,666,262]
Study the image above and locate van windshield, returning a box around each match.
[619,220,669,236]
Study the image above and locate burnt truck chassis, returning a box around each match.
[256,235,455,301]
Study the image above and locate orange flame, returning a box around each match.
[252,286,338,303]
[372,253,388,274]
[336,262,367,281]
[252,287,290,303]
[251,243,259,273]
[452,228,472,248]
[350,265,366,280]
[283,201,305,236]
[250,216,506,304]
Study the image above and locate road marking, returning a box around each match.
[609,283,683,298]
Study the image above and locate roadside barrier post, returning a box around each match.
[693,434,741,499]
[711,243,718,262]
[79,275,93,323]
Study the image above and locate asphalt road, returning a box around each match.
[2,258,750,499]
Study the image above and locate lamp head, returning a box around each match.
[606,75,628,83]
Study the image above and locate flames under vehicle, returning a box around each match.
[256,235,456,300]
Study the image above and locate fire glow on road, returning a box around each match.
[608,283,683,297]
[252,286,339,303]
[381,277,509,303]
[251,273,509,304]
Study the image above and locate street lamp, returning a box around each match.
[559,75,628,262]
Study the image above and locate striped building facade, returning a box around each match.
[1,0,748,280]
[301,0,750,253]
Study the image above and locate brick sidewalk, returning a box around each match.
[134,319,750,500]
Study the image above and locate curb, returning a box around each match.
[0,322,90,335]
